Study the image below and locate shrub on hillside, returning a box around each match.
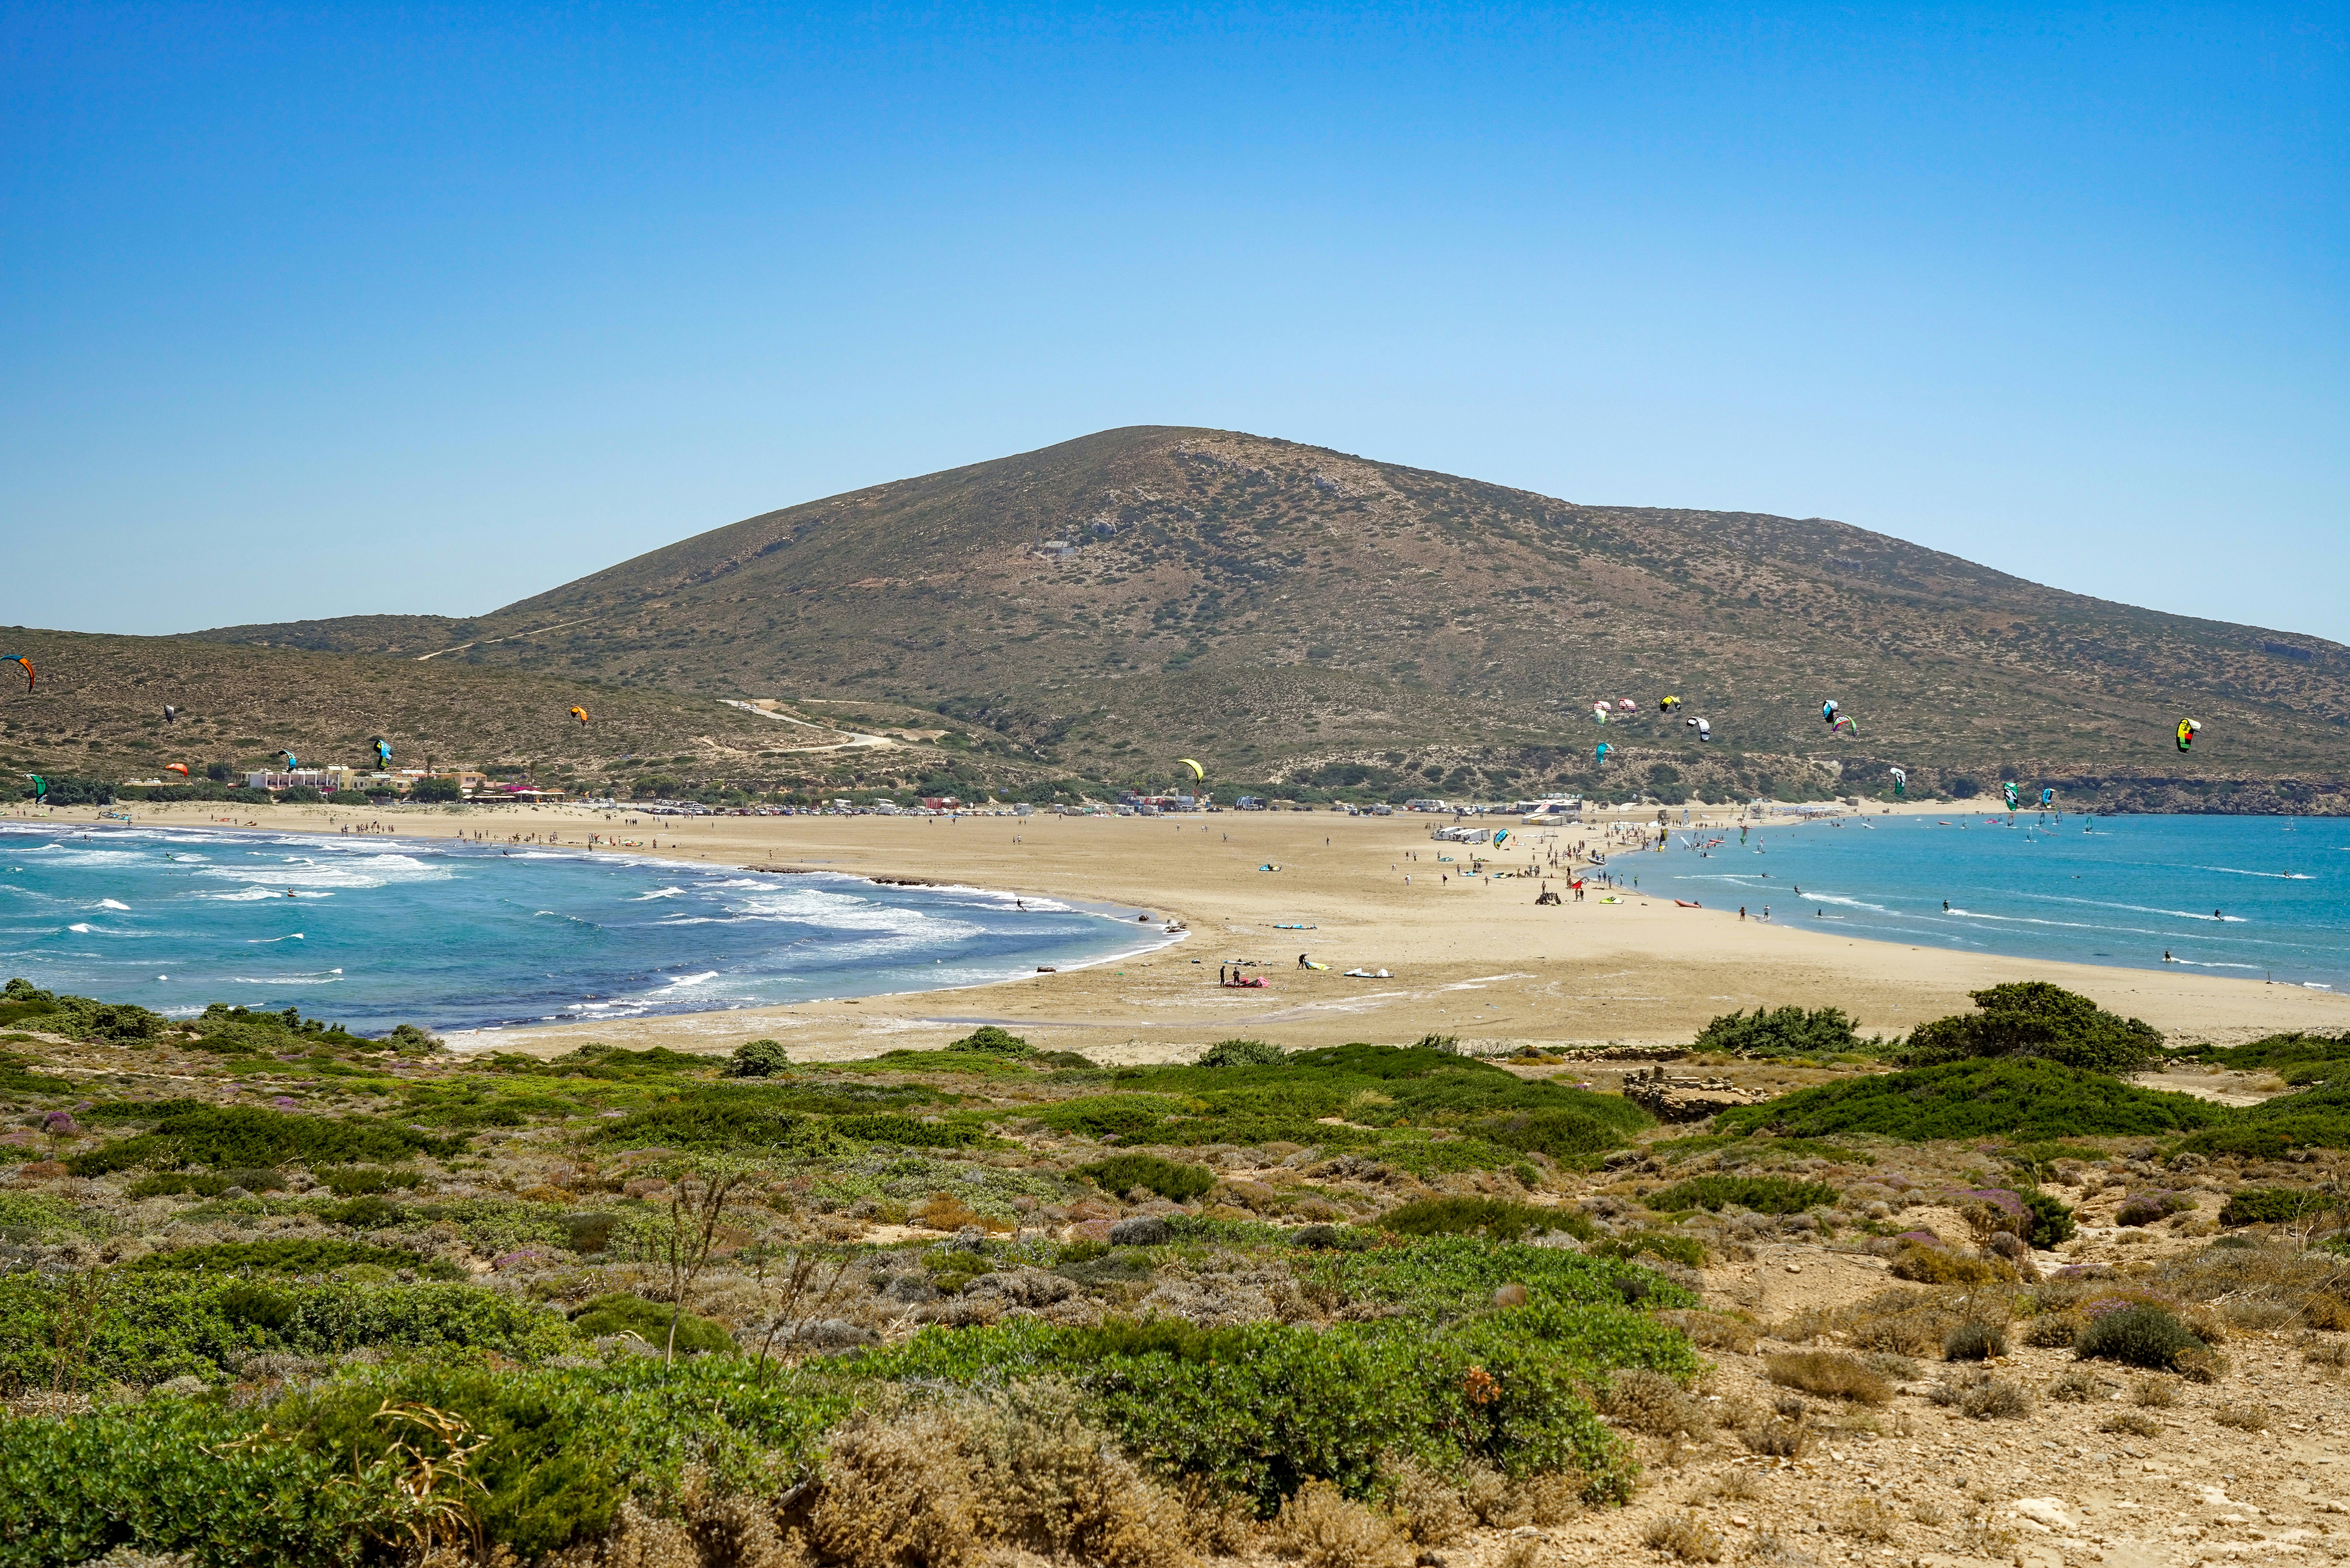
[65,1105,459,1176]
[722,1038,791,1077]
[1888,1243,2007,1286]
[1942,1321,2008,1361]
[1375,1196,1585,1243]
[945,1025,1032,1056]
[1693,1006,1870,1059]
[2221,1187,2335,1227]
[2117,1191,2197,1227]
[127,1240,446,1277]
[1713,1058,2223,1143]
[569,1293,735,1355]
[0,1275,572,1392]
[1074,1154,1216,1202]
[1762,1351,1892,1404]
[2179,1081,2350,1157]
[1899,982,2162,1073]
[1196,1038,1287,1067]
[1643,1175,1836,1215]
[2073,1304,2206,1371]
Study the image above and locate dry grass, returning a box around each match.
[2212,1401,2271,1432]
[803,1388,1194,1568]
[1840,1499,1899,1542]
[1643,1513,1726,1562]
[2303,1334,2350,1369]
[1602,1368,1714,1436]
[1271,1480,1412,1568]
[1375,1454,1470,1546]
[2046,1366,2100,1403]
[1657,1309,1759,1355]
[2100,1410,2161,1437]
[1910,1499,1949,1527]
[1762,1351,1892,1405]
[1780,1285,2018,1359]
[1931,1371,2032,1421]
[1740,1420,1811,1458]
[2131,1377,2179,1409]
[1497,1541,1542,1568]
[2022,1313,2081,1348]
[908,1194,1008,1234]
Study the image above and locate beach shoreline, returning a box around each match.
[13,798,2345,1064]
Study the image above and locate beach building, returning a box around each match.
[244,767,359,793]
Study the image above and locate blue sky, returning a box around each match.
[4,3,2344,641]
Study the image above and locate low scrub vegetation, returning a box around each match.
[1693,1005,1875,1059]
[1713,1058,2225,1143]
[1898,982,2164,1073]
[1643,1175,1837,1215]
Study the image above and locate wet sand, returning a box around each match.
[42,799,2347,1064]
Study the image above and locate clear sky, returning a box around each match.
[4,3,2344,642]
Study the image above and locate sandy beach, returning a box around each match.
[28,797,2346,1064]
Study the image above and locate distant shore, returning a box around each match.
[18,796,2343,1065]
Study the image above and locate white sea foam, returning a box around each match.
[95,898,130,910]
[630,886,686,901]
[199,853,448,892]
[2198,866,2315,879]
[2013,893,2246,922]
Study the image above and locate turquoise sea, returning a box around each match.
[0,824,1163,1034]
[1656,810,2350,994]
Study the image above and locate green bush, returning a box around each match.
[1900,982,2164,1073]
[1694,1005,1871,1058]
[127,1239,440,1277]
[2021,1188,2078,1248]
[1643,1175,1837,1214]
[1462,1107,1624,1159]
[858,1308,1675,1510]
[1375,1196,1590,1243]
[326,790,373,805]
[0,980,167,1045]
[0,1275,575,1392]
[311,1165,426,1197]
[1197,1038,1287,1067]
[831,1113,996,1147]
[569,1293,735,1355]
[2074,1304,2206,1370]
[2179,1081,2350,1157]
[1713,1059,2224,1143]
[2176,1030,2350,1072]
[410,776,463,803]
[1592,1232,1709,1268]
[65,1104,459,1176]
[945,1025,1032,1056]
[0,1398,388,1568]
[1943,1321,2008,1361]
[1073,1153,1216,1202]
[0,1051,72,1095]
[275,786,323,804]
[1295,1234,1679,1319]
[722,1038,791,1077]
[0,1359,852,1565]
[588,1091,835,1154]
[2219,1187,2337,1227]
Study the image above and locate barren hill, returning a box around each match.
[180,426,2350,808]
[0,630,872,791]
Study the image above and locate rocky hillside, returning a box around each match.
[179,426,2350,806]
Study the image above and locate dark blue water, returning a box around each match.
[0,824,1160,1034]
[1656,811,2350,993]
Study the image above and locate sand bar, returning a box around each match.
[26,798,2346,1063]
